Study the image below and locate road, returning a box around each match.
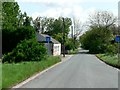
[20,50,118,88]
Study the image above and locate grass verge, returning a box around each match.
[2,56,61,88]
[96,54,120,69]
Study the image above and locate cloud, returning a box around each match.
[17,0,118,23]
[17,0,119,3]
[31,5,96,24]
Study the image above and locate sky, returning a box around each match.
[16,0,119,24]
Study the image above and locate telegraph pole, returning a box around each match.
[62,17,65,57]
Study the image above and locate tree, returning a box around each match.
[2,2,20,30]
[80,10,117,54]
[23,12,32,27]
[80,26,114,53]
[88,11,117,29]
[18,10,24,27]
[2,2,35,54]
[2,2,20,54]
[33,17,51,33]
[44,17,72,36]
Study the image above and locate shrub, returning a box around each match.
[106,44,117,55]
[2,26,35,54]
[65,38,79,50]
[3,39,47,63]
[80,26,112,54]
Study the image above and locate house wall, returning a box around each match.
[53,44,61,56]
[45,43,52,55]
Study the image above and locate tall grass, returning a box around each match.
[2,56,61,88]
[96,54,120,69]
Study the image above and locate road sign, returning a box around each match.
[115,36,120,42]
[46,36,51,43]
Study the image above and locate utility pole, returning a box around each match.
[62,17,65,57]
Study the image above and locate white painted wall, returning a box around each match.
[53,44,61,56]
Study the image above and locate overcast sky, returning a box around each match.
[16,0,119,23]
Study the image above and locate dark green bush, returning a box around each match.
[2,26,35,54]
[80,26,112,54]
[106,44,117,55]
[3,39,47,63]
[65,38,79,50]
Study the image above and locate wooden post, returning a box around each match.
[62,18,65,57]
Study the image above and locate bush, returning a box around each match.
[106,44,117,55]
[65,38,79,50]
[2,26,35,54]
[3,39,47,63]
[80,26,112,54]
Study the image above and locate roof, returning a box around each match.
[36,32,60,44]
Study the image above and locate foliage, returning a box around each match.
[43,17,72,36]
[96,54,120,69]
[81,10,117,54]
[34,17,72,36]
[2,56,61,88]
[23,12,33,27]
[52,33,63,43]
[89,11,116,28]
[33,17,74,52]
[106,44,117,55]
[2,2,20,30]
[2,26,35,54]
[65,38,79,50]
[80,26,113,53]
[3,39,47,63]
[2,2,35,54]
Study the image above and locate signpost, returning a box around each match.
[46,36,51,43]
[115,36,120,42]
[115,35,120,66]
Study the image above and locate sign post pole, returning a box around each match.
[116,36,120,65]
[115,36,120,65]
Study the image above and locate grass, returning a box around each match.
[2,56,61,88]
[96,54,120,69]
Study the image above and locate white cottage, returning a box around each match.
[36,32,61,56]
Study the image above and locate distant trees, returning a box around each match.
[88,11,117,29]
[33,17,78,51]
[80,11,117,54]
[33,17,72,35]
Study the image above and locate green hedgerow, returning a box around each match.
[3,39,47,63]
